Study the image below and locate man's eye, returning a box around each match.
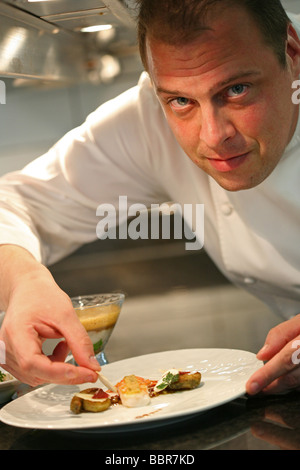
[170,97,192,108]
[227,84,248,97]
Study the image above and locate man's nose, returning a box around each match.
[199,105,236,149]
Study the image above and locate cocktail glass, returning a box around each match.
[71,293,125,365]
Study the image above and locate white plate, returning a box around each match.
[0,367,20,405]
[0,348,262,432]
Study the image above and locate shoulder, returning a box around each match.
[83,73,180,165]
[86,73,163,131]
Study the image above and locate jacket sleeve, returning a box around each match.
[0,75,170,266]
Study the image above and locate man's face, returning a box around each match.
[146,7,300,191]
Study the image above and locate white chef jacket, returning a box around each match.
[0,14,300,321]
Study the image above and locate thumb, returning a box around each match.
[61,320,100,371]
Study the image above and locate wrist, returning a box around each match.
[0,244,50,310]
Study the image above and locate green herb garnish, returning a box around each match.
[156,371,179,391]
[0,370,6,382]
[93,339,103,353]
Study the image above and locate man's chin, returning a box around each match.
[212,173,265,192]
[217,180,255,192]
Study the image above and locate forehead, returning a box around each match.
[146,6,271,83]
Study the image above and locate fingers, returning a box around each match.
[49,340,70,363]
[63,325,100,372]
[254,367,300,395]
[246,337,300,395]
[1,338,99,387]
[30,354,99,386]
[1,310,100,386]
[54,316,101,373]
[0,264,102,386]
[38,300,101,373]
[246,315,300,395]
[257,314,300,362]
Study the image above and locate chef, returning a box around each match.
[0,0,300,394]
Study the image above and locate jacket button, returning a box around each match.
[243,277,256,284]
[221,203,233,216]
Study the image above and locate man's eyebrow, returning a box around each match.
[156,70,261,96]
[215,70,262,89]
[156,86,183,96]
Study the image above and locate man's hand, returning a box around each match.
[246,314,300,395]
[0,245,100,386]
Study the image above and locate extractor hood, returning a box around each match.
[0,0,142,85]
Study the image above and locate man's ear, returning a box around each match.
[286,24,300,77]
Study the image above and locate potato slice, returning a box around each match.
[70,387,111,414]
[168,372,201,390]
[82,397,111,413]
[70,395,83,414]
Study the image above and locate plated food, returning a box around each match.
[70,369,201,414]
[0,349,262,431]
[0,370,13,383]
[0,368,20,405]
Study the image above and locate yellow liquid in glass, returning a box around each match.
[75,304,120,354]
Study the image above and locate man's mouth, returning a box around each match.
[207,152,250,172]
